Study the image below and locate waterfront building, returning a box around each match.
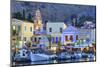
[11,19,34,48]
[46,22,67,44]
[61,26,79,45]
[61,25,95,46]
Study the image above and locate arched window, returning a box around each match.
[76,35,78,40]
[34,37,37,42]
[70,35,73,41]
[65,35,68,41]
[49,27,52,32]
[60,27,62,33]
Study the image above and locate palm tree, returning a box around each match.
[47,35,52,49]
[58,41,62,51]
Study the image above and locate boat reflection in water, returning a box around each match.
[15,57,95,66]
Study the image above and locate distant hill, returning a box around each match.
[11,1,96,24]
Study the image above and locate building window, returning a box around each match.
[70,35,73,41]
[13,25,16,30]
[65,35,68,41]
[30,27,32,32]
[12,26,16,36]
[52,37,54,43]
[24,37,26,41]
[76,35,78,40]
[59,37,61,41]
[39,37,41,40]
[49,27,52,32]
[18,26,21,32]
[31,37,33,41]
[56,37,58,43]
[24,26,27,32]
[60,27,62,33]
[34,37,37,42]
[18,37,21,41]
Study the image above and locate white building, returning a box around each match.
[78,28,96,42]
[46,22,67,43]
[82,21,95,29]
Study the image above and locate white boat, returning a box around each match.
[30,52,55,62]
[88,53,95,58]
[58,52,71,59]
[14,49,30,62]
[74,52,82,59]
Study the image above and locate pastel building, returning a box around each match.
[11,19,22,46]
[61,26,79,45]
[32,35,49,47]
[78,28,96,42]
[21,22,34,42]
[11,19,34,47]
[61,25,96,45]
[46,22,67,43]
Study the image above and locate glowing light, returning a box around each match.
[64,23,67,29]
[34,9,42,31]
[13,26,16,30]
[51,47,56,51]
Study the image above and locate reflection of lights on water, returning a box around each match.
[86,58,89,61]
[93,57,96,60]
[53,60,57,63]
[83,39,86,42]
[13,62,15,66]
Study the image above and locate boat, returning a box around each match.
[30,51,57,61]
[14,49,30,62]
[57,52,71,60]
[74,52,82,59]
[88,53,95,58]
[81,53,88,58]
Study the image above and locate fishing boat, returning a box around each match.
[14,48,30,62]
[30,51,57,61]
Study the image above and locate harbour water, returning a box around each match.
[14,57,95,66]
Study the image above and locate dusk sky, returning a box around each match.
[11,1,96,23]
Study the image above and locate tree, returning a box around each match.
[12,12,23,20]
[58,41,62,51]
[78,15,95,27]
[22,9,26,20]
[47,35,52,49]
[27,13,33,22]
[71,14,78,27]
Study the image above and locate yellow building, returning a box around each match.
[21,21,34,42]
[11,19,34,48]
